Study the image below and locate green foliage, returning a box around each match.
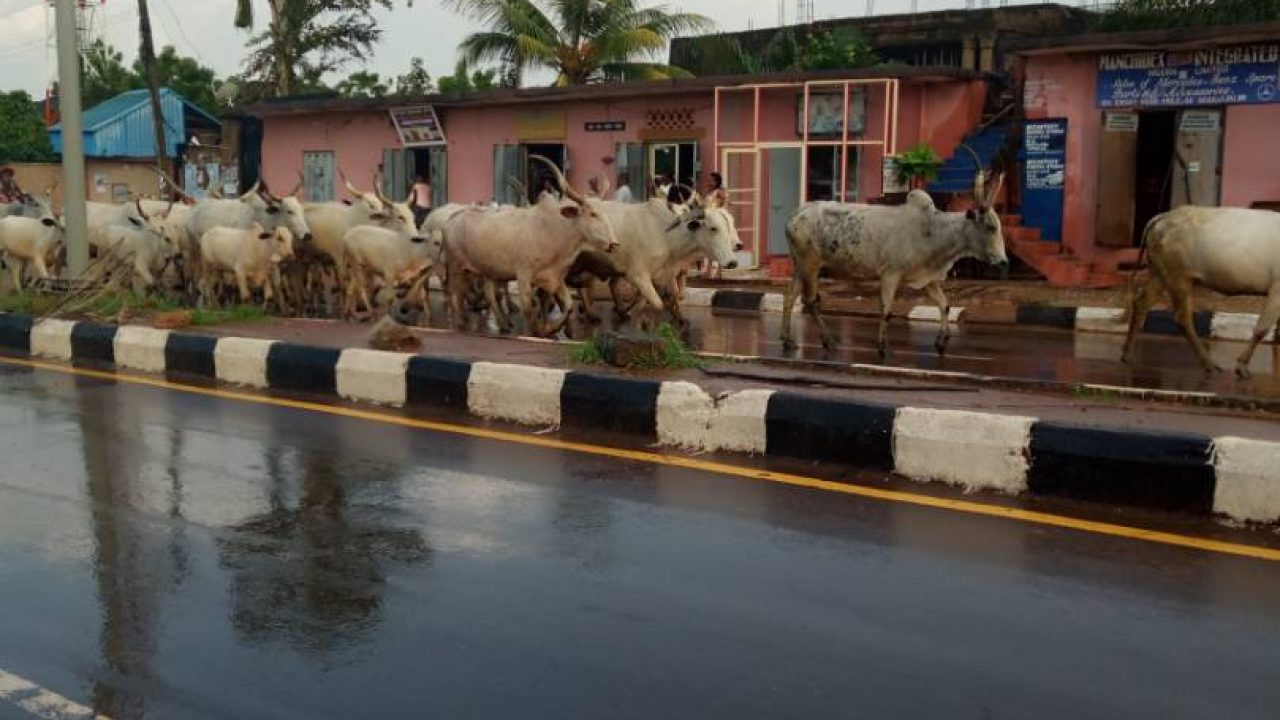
[394,57,435,95]
[78,40,223,113]
[0,91,54,163]
[892,142,942,188]
[82,40,136,108]
[1096,0,1280,30]
[566,336,606,365]
[626,323,704,370]
[445,0,714,86]
[765,27,878,72]
[239,0,394,97]
[336,70,390,98]
[437,59,498,93]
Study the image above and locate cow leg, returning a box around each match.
[1236,284,1280,378]
[484,281,511,332]
[235,268,252,305]
[1166,278,1217,374]
[546,283,575,337]
[447,271,468,332]
[10,259,24,291]
[516,276,539,336]
[781,272,802,351]
[877,274,903,359]
[923,281,951,355]
[1121,275,1162,365]
[627,273,667,332]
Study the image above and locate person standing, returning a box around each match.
[0,167,26,204]
[409,173,432,228]
[707,172,729,209]
[614,172,634,203]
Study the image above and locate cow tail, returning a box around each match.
[1118,217,1157,325]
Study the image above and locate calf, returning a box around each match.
[0,214,64,290]
[199,223,295,308]
[1122,206,1280,377]
[782,175,1007,356]
[100,220,177,291]
[341,224,443,319]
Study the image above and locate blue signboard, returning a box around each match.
[1097,44,1280,108]
[1021,119,1066,243]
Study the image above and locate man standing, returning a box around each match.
[614,172,634,203]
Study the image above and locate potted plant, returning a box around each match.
[892,142,943,191]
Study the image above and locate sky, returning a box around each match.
[0,0,1083,99]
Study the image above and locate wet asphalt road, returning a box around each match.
[2,364,1280,719]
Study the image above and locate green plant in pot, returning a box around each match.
[892,142,942,190]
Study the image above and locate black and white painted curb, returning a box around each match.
[685,288,1275,342]
[2,312,1279,525]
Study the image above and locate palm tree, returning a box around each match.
[446,0,713,87]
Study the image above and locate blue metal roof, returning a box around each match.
[50,88,219,159]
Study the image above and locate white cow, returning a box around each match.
[199,223,295,307]
[1122,206,1280,377]
[443,157,618,336]
[99,222,178,291]
[186,182,311,281]
[571,195,743,325]
[0,214,64,289]
[341,224,443,319]
[782,175,1007,356]
[86,199,157,251]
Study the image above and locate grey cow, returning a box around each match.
[781,174,1007,357]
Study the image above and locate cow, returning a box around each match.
[99,221,179,291]
[1,192,53,220]
[443,156,619,336]
[341,223,443,320]
[781,173,1007,357]
[0,213,64,290]
[198,223,295,309]
[86,199,156,252]
[569,193,743,327]
[185,181,312,297]
[1121,206,1280,377]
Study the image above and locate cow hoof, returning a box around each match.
[1235,365,1251,379]
[935,341,948,357]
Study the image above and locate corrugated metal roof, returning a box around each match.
[50,88,219,159]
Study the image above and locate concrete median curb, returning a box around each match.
[3,313,1279,526]
[690,289,1273,342]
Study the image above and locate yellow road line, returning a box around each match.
[5,354,1279,563]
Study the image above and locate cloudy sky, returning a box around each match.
[0,0,1076,98]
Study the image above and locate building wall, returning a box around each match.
[260,111,401,200]
[1222,104,1280,208]
[10,160,165,208]
[1023,53,1101,258]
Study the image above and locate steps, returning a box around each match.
[1004,221,1129,288]
[928,125,1010,194]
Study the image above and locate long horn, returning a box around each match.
[339,168,362,199]
[506,177,529,207]
[134,196,149,222]
[145,165,196,202]
[973,170,986,204]
[373,170,394,206]
[287,169,305,197]
[985,171,1005,208]
[240,179,261,201]
[530,155,584,205]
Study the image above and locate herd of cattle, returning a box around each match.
[1,160,1278,373]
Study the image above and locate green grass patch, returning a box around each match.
[567,336,606,365]
[188,304,267,326]
[0,291,62,316]
[568,323,705,371]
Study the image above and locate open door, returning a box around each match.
[429,146,448,207]
[1171,109,1223,208]
[1095,112,1139,248]
[766,147,802,257]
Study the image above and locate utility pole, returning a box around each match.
[137,0,170,195]
[54,0,88,277]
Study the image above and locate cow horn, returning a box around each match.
[339,168,363,199]
[134,196,149,222]
[373,170,394,207]
[985,171,1005,208]
[287,170,305,197]
[530,155,584,205]
[973,170,986,204]
[240,180,261,201]
[145,165,196,202]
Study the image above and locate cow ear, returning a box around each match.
[686,220,703,231]
[965,208,979,221]
[128,216,143,227]
[41,217,56,227]
[258,232,272,240]
[560,205,581,219]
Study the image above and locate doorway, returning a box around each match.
[805,145,859,202]
[1132,110,1177,246]
[766,147,802,257]
[524,143,566,204]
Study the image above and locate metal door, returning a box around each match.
[1171,109,1223,208]
[302,151,334,202]
[429,147,448,206]
[493,144,526,205]
[382,148,412,201]
[767,147,802,256]
[1095,112,1139,248]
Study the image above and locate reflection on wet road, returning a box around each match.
[2,364,1280,718]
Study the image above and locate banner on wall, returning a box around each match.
[390,105,447,147]
[1097,44,1280,108]
[1021,118,1066,243]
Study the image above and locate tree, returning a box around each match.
[445,0,714,87]
[137,47,221,115]
[1097,0,1280,30]
[0,91,54,163]
[82,40,136,108]
[336,70,390,98]
[79,40,224,112]
[437,59,498,93]
[236,0,394,97]
[394,57,434,95]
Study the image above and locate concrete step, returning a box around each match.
[1009,226,1044,243]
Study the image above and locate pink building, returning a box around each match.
[251,67,989,273]
[1006,22,1280,286]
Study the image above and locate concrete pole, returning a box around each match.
[54,0,88,277]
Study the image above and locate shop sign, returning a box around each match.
[1097,44,1280,108]
[585,120,625,132]
[390,105,446,147]
[1021,118,1067,243]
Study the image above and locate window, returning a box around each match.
[302,151,334,202]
